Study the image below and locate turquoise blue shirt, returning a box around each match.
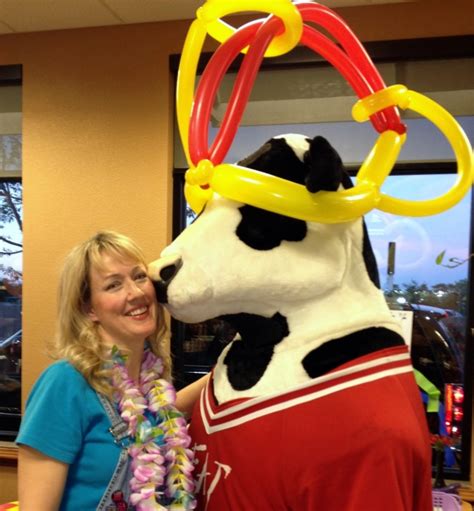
[16,360,122,510]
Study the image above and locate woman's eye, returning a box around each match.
[105,281,121,291]
[135,272,148,281]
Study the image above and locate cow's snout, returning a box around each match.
[148,254,182,304]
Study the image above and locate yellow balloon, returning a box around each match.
[184,182,213,214]
[352,85,409,122]
[177,0,303,167]
[353,86,474,216]
[185,85,473,222]
[178,5,473,223]
[211,164,379,223]
[176,18,207,167]
[356,130,406,187]
[185,130,405,222]
[198,0,303,57]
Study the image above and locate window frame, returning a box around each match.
[0,65,22,464]
[170,35,474,482]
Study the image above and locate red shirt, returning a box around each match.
[189,346,433,511]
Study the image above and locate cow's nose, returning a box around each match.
[148,254,183,303]
[159,261,182,284]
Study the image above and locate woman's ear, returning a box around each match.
[83,302,98,322]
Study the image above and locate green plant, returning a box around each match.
[436,249,473,269]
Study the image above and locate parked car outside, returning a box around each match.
[402,304,463,394]
[0,328,21,440]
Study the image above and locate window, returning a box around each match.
[366,169,471,477]
[0,65,22,441]
[171,37,474,479]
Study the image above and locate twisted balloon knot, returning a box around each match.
[185,159,214,187]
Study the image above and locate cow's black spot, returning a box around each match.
[362,220,380,288]
[235,138,309,249]
[302,327,405,378]
[222,312,289,390]
[153,280,168,304]
[236,205,307,250]
[303,136,345,193]
[304,139,381,288]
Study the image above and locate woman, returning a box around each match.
[17,231,206,511]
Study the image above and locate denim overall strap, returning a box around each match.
[99,393,130,447]
[95,393,133,511]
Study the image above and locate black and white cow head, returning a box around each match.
[149,134,404,402]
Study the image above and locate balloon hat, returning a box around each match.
[177,0,473,223]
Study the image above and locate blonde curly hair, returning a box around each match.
[50,230,170,396]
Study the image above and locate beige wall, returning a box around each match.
[0,460,17,504]
[1,20,190,398]
[0,0,473,503]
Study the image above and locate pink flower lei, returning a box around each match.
[110,346,196,510]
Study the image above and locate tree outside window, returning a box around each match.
[0,133,22,440]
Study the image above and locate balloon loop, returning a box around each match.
[178,1,473,222]
[352,85,410,122]
[196,0,303,57]
[185,159,215,187]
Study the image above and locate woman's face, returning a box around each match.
[87,252,158,349]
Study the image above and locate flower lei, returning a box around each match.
[110,346,196,510]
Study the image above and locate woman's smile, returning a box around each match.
[87,253,158,349]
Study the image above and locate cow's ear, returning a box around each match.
[303,136,351,193]
[238,141,272,169]
[238,138,308,184]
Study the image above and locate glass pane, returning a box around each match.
[0,81,22,440]
[0,179,22,441]
[366,173,471,474]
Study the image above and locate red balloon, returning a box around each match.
[189,1,406,168]
[210,17,283,164]
[298,2,405,134]
[300,26,388,132]
[189,20,261,165]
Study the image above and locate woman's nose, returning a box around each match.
[126,279,145,297]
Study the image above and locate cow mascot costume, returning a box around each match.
[149,134,433,510]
